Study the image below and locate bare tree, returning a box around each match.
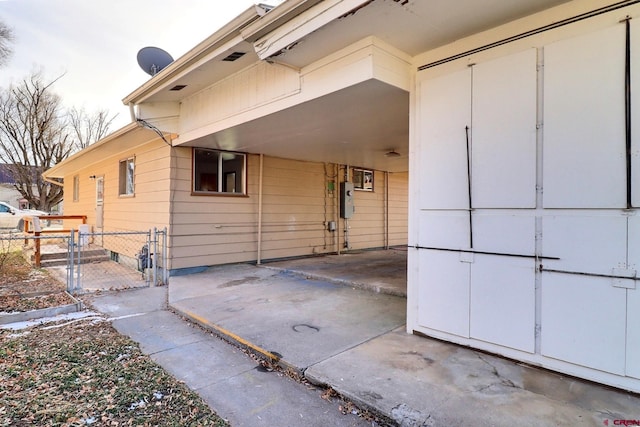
[0,72,116,212]
[0,72,72,211]
[0,20,13,67]
[69,106,117,150]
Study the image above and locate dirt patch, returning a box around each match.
[0,250,228,426]
[0,252,69,313]
[0,319,228,426]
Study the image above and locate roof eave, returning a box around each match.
[241,0,324,43]
[43,123,160,179]
[122,4,271,106]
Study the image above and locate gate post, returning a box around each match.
[152,227,158,287]
[162,227,168,285]
[68,230,75,294]
[75,229,82,294]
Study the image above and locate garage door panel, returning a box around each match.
[543,215,627,276]
[418,210,470,249]
[543,25,626,208]
[470,256,535,353]
[472,49,537,208]
[541,273,626,375]
[417,250,470,338]
[417,68,471,209]
[473,213,535,255]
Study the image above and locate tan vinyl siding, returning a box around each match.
[170,151,258,270]
[170,155,335,270]
[388,171,408,247]
[60,140,407,272]
[60,139,171,259]
[170,152,408,270]
[338,169,408,250]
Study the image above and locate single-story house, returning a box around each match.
[45,0,640,393]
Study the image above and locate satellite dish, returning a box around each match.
[137,46,173,76]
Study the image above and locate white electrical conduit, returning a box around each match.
[257,154,264,265]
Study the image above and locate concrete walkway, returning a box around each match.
[86,286,371,427]
[167,252,640,427]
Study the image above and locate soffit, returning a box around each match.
[265,0,573,67]
[183,79,409,172]
[137,0,571,104]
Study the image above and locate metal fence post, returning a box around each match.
[68,230,75,294]
[75,229,82,294]
[163,227,168,285]
[152,227,158,287]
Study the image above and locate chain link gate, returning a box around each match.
[66,227,167,294]
[1,228,167,294]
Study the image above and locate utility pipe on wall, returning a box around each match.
[385,171,389,249]
[336,163,341,255]
[257,154,264,265]
[343,164,350,250]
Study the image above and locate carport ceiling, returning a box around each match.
[186,79,409,172]
[268,0,573,68]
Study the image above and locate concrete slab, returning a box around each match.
[84,251,640,426]
[263,247,407,297]
[88,286,373,427]
[305,328,640,427]
[169,265,406,371]
[197,368,370,427]
[110,310,208,355]
[85,286,166,316]
[149,340,255,391]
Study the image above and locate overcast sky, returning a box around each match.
[0,0,283,129]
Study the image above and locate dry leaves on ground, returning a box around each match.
[0,251,71,313]
[0,319,228,426]
[1,251,228,426]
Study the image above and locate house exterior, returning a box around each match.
[0,164,49,210]
[45,0,640,393]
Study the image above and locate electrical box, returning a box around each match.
[340,182,354,218]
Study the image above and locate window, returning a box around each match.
[193,148,246,195]
[73,175,79,202]
[119,157,135,196]
[353,168,374,191]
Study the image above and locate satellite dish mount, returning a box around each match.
[137,46,174,76]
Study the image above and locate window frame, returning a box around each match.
[118,156,135,197]
[192,148,247,196]
[353,168,374,191]
[72,175,80,202]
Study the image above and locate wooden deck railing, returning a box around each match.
[23,215,88,267]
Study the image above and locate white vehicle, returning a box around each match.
[0,201,48,231]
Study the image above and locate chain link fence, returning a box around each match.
[1,228,167,294]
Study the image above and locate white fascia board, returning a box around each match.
[248,0,374,60]
[43,123,164,179]
[241,0,324,43]
[122,5,267,106]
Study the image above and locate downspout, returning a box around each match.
[336,163,341,255]
[385,171,389,249]
[257,154,264,264]
[128,102,136,123]
[343,164,350,250]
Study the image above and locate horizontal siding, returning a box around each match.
[347,170,385,250]
[170,158,408,270]
[60,146,407,272]
[58,133,408,273]
[388,171,408,247]
[170,155,334,269]
[180,62,301,134]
